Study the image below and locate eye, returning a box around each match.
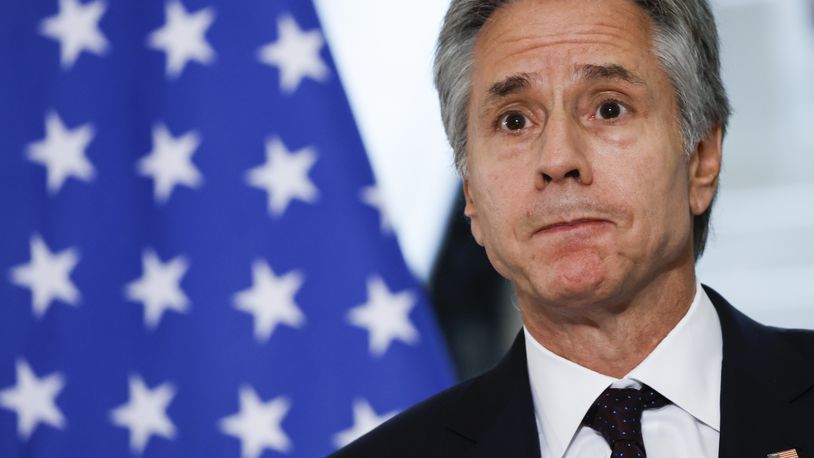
[498,111,530,131]
[596,100,627,120]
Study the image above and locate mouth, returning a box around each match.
[534,218,612,236]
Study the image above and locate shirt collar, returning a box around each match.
[524,284,722,458]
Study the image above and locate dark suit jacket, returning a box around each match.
[330,286,814,457]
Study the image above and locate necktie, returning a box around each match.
[582,385,670,458]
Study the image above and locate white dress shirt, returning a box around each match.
[524,285,722,458]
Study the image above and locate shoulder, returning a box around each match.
[703,284,814,451]
[330,330,537,457]
[327,377,478,458]
[780,326,814,351]
[703,284,814,352]
[705,283,814,402]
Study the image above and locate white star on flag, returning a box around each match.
[26,110,95,194]
[219,386,292,458]
[10,234,80,318]
[125,249,190,330]
[233,260,305,342]
[257,14,328,94]
[360,185,393,234]
[0,359,66,440]
[137,123,203,204]
[148,0,215,79]
[332,399,397,449]
[348,276,419,357]
[110,375,177,454]
[245,137,318,217]
[39,0,109,69]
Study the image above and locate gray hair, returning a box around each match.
[434,0,731,259]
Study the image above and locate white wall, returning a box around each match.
[699,0,814,328]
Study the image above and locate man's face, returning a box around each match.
[465,0,714,310]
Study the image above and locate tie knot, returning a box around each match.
[582,385,670,457]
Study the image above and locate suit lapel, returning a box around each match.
[440,287,814,458]
[445,331,541,458]
[706,285,814,457]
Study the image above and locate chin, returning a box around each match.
[535,251,615,305]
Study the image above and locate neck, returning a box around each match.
[519,268,697,378]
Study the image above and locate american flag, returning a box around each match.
[768,450,800,458]
[0,0,454,456]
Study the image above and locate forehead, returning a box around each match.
[472,0,657,88]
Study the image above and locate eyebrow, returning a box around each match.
[487,73,533,99]
[576,64,645,85]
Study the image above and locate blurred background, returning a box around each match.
[0,0,811,456]
[317,0,814,379]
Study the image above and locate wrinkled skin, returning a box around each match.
[464,0,722,375]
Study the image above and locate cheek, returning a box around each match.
[589,131,689,245]
[474,163,528,231]
[469,171,532,272]
[624,152,691,252]
[645,152,690,220]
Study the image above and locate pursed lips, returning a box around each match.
[533,218,613,236]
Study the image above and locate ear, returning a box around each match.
[688,125,722,216]
[463,178,484,246]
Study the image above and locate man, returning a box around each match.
[332,0,814,456]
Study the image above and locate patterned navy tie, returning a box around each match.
[582,385,670,458]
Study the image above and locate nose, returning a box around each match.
[534,110,593,189]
